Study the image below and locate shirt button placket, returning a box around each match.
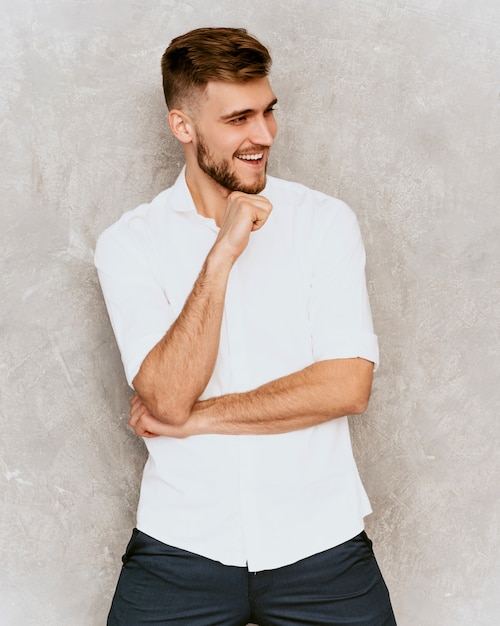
[225,262,260,567]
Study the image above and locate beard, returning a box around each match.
[196,134,268,195]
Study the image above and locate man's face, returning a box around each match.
[190,77,278,194]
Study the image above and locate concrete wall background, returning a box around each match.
[1,0,499,623]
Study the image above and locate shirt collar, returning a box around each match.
[171,166,198,214]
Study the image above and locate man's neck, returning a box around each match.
[184,166,230,227]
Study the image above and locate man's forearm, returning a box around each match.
[192,358,374,435]
[132,249,232,423]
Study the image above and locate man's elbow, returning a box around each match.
[348,392,370,415]
[149,397,192,426]
[133,373,191,426]
[346,361,373,415]
[155,403,191,426]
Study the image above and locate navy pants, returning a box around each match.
[107,529,396,625]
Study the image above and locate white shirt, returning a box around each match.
[94,168,379,571]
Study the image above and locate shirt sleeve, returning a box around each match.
[94,220,177,387]
[309,200,379,367]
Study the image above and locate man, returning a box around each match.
[95,27,396,625]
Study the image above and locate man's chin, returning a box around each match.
[203,164,267,195]
[233,181,266,195]
[232,173,267,195]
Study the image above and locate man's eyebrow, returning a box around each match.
[219,98,278,121]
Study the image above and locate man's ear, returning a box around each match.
[169,109,195,144]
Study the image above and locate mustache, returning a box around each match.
[234,146,269,155]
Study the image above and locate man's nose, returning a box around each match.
[249,116,276,146]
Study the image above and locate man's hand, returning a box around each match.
[129,395,196,439]
[214,191,272,262]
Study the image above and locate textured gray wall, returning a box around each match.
[2,0,499,624]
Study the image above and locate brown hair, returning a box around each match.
[161,27,272,110]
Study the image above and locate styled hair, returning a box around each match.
[161,27,272,110]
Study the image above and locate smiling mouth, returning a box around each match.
[235,152,265,165]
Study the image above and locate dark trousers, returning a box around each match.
[107,529,396,625]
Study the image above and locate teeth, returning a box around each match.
[237,153,263,161]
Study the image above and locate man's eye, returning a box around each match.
[230,116,247,124]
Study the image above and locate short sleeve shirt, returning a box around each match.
[94,168,379,571]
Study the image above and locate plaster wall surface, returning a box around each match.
[1,1,499,624]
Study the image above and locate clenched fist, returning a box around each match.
[214,191,273,262]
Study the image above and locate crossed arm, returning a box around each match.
[131,357,373,438]
[129,190,374,440]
